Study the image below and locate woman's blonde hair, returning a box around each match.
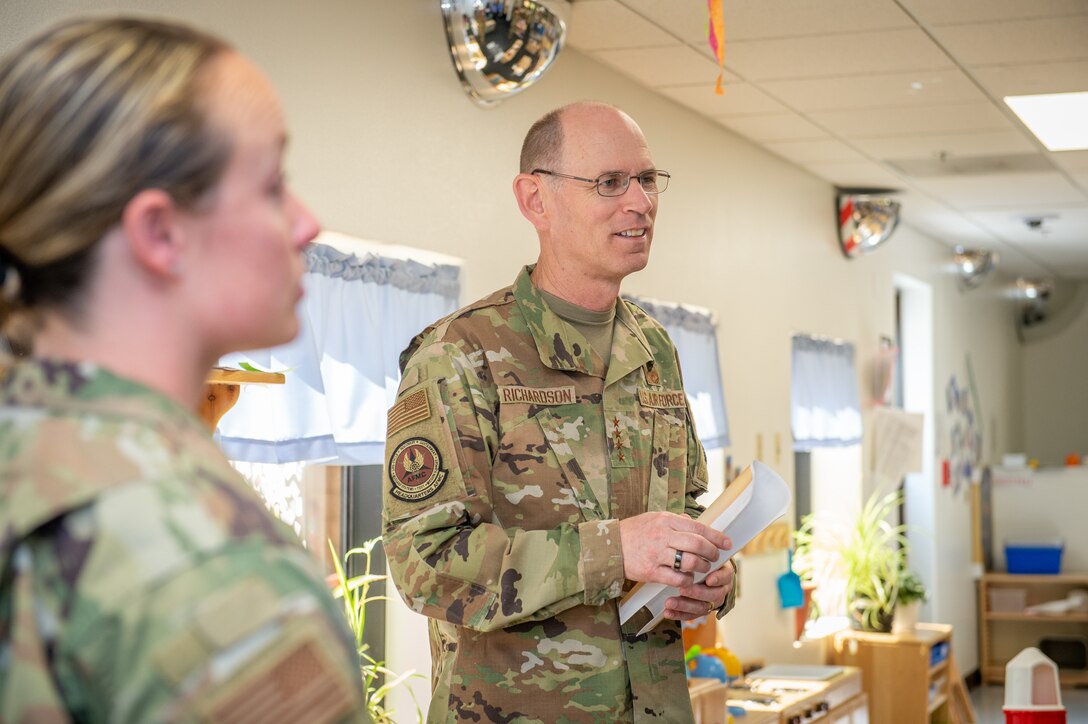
[0,16,232,347]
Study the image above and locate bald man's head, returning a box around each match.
[519,101,632,174]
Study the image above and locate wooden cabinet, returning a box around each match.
[829,623,952,723]
[980,572,1088,686]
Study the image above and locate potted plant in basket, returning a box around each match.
[794,490,911,633]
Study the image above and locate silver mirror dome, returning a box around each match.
[441,0,566,107]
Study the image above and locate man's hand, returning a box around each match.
[618,512,731,589]
[663,559,736,621]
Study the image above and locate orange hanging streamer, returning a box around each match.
[707,0,725,95]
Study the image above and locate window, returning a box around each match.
[624,295,730,449]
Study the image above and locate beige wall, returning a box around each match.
[1024,291,1088,466]
[2,0,1032,709]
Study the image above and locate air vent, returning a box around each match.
[886,153,1051,178]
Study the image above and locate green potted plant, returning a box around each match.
[328,537,422,723]
[794,490,910,633]
[891,569,928,634]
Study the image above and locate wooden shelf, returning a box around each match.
[983,572,1088,585]
[980,572,1088,686]
[206,367,285,385]
[830,623,953,723]
[986,612,1088,622]
[200,366,285,430]
[983,664,1088,687]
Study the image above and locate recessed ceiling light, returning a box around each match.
[1004,91,1088,151]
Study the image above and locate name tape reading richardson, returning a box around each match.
[498,385,577,406]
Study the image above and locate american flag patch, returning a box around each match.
[387,388,431,436]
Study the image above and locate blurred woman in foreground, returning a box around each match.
[0,16,365,722]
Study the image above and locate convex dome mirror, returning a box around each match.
[837,194,901,258]
[954,246,999,289]
[441,0,566,107]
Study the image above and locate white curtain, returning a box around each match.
[216,243,460,465]
[624,295,730,450]
[791,334,863,450]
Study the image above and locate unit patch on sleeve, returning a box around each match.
[388,437,448,502]
[638,388,687,409]
[387,388,431,437]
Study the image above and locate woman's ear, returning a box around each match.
[512,173,550,232]
[120,189,185,277]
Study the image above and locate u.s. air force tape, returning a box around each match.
[638,388,687,409]
[389,437,448,502]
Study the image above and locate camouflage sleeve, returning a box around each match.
[8,503,367,724]
[383,342,623,632]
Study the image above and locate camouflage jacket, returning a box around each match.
[0,360,367,723]
[383,266,732,723]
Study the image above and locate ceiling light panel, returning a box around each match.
[1005,92,1088,151]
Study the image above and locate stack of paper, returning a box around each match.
[618,460,792,635]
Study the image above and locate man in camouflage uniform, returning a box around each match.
[0,360,367,722]
[383,102,736,722]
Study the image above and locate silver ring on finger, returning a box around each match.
[673,549,683,570]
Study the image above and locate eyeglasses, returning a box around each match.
[532,169,670,197]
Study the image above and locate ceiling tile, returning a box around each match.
[968,206,1088,245]
[851,131,1038,160]
[972,61,1088,98]
[934,16,1088,66]
[659,83,788,117]
[1020,251,1088,278]
[910,172,1087,208]
[902,0,1088,26]
[568,0,679,50]
[891,198,1054,274]
[592,45,732,88]
[760,69,987,112]
[723,29,954,81]
[809,102,1014,138]
[714,112,828,142]
[720,0,916,40]
[607,0,710,45]
[888,154,1054,178]
[899,213,1000,248]
[617,0,913,43]
[764,139,869,164]
[800,160,905,188]
[563,0,1088,280]
[1051,151,1088,172]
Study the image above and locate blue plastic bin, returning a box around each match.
[930,640,950,668]
[1005,542,1064,574]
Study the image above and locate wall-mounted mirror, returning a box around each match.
[837,194,901,258]
[440,0,566,107]
[954,246,999,289]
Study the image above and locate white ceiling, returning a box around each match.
[565,0,1088,280]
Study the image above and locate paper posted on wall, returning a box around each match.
[618,460,792,635]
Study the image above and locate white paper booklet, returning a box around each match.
[618,460,792,635]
